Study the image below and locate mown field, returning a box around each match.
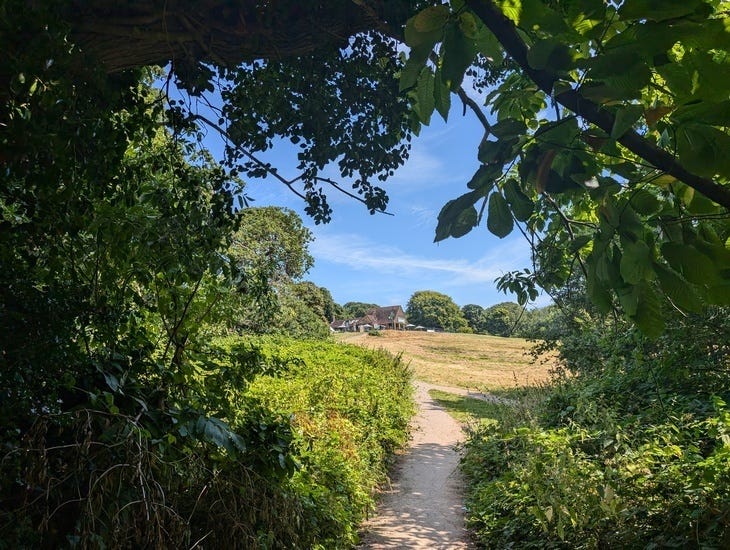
[336,330,554,390]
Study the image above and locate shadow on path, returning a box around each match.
[359,382,474,549]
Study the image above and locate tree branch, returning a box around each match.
[67,1,410,73]
[190,113,392,215]
[466,0,730,210]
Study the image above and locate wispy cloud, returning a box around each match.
[311,233,529,287]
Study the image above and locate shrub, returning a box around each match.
[461,307,730,548]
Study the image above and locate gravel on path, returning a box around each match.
[359,382,474,549]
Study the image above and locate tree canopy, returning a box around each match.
[4,0,729,335]
[406,290,469,332]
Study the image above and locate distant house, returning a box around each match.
[362,305,408,331]
[329,319,349,332]
[329,305,408,332]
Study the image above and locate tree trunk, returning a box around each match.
[64,0,399,72]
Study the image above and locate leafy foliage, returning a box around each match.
[0,10,412,545]
[406,290,469,332]
[403,0,730,335]
[242,336,415,547]
[461,304,730,548]
[341,302,380,318]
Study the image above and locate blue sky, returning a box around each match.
[173,79,546,310]
[233,104,547,310]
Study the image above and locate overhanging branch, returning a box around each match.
[466,0,730,210]
[191,113,393,215]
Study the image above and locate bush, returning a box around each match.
[234,336,415,546]
[461,307,730,548]
[0,337,414,548]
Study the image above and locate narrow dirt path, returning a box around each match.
[359,381,474,549]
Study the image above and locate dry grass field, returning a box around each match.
[335,330,556,390]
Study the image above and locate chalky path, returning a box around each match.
[359,382,475,549]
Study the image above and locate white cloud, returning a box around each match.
[311,232,529,287]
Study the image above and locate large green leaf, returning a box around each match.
[586,263,613,313]
[478,138,519,166]
[503,178,534,221]
[401,13,445,92]
[616,282,639,316]
[433,65,451,121]
[451,206,479,238]
[655,264,703,312]
[466,165,497,193]
[474,25,503,61]
[619,0,705,22]
[441,22,476,90]
[661,243,718,285]
[435,191,480,242]
[490,118,528,140]
[630,189,662,216]
[610,104,643,139]
[413,4,450,33]
[527,38,576,71]
[534,118,580,147]
[620,239,654,285]
[676,123,730,180]
[414,67,435,124]
[486,192,514,238]
[632,283,665,338]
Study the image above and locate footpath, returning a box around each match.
[359,382,474,549]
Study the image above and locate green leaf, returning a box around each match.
[655,264,703,312]
[661,243,717,284]
[466,165,496,193]
[503,178,534,221]
[619,0,704,22]
[676,123,730,180]
[630,189,662,215]
[490,118,528,139]
[413,5,450,33]
[441,22,476,90]
[401,13,445,92]
[478,138,518,165]
[433,65,451,121]
[400,42,434,91]
[586,269,613,313]
[611,104,643,140]
[486,192,514,238]
[474,26,503,61]
[534,118,580,147]
[414,68,435,124]
[435,191,480,242]
[527,38,575,71]
[632,283,665,338]
[458,12,478,38]
[616,283,639,316]
[451,206,479,238]
[620,239,653,284]
[569,235,592,254]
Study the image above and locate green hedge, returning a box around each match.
[461,310,730,548]
[0,337,414,549]
[241,336,415,548]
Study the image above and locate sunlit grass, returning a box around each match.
[428,389,504,423]
[336,330,556,390]
[429,383,551,430]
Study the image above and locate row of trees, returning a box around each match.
[405,290,555,338]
